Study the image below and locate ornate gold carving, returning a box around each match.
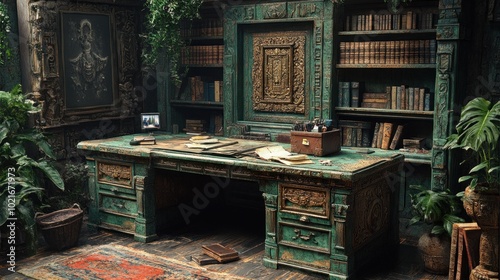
[280,184,329,218]
[97,161,132,186]
[252,32,306,113]
[353,183,390,249]
[262,46,293,103]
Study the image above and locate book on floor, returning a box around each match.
[202,243,239,263]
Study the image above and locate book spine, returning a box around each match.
[381,122,394,150]
[386,86,392,109]
[376,122,384,148]
[391,86,397,109]
[338,82,344,107]
[389,124,404,150]
[371,122,380,148]
[419,88,425,111]
[408,87,414,110]
[342,82,351,107]
[414,87,420,111]
[424,92,432,111]
[400,85,406,110]
[350,82,360,107]
[396,86,402,109]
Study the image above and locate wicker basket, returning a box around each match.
[35,203,83,251]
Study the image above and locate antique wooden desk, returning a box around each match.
[77,134,403,280]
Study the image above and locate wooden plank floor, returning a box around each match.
[0,205,448,280]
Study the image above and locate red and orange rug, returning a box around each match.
[18,244,249,280]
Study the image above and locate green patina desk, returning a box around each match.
[77,134,403,280]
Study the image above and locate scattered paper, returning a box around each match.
[255,146,313,165]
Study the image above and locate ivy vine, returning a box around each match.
[143,0,203,86]
[0,2,11,66]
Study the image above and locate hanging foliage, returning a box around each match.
[142,0,203,86]
[0,2,11,65]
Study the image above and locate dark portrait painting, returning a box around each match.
[61,12,115,109]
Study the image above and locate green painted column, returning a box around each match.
[432,0,466,191]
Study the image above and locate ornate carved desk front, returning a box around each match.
[78,134,403,280]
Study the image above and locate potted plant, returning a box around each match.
[0,84,64,255]
[408,185,465,274]
[444,97,500,279]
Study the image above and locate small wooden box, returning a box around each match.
[290,129,341,157]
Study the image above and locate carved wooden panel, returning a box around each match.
[352,182,390,250]
[28,1,141,127]
[97,161,132,187]
[252,32,306,113]
[279,183,329,219]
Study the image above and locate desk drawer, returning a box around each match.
[99,183,136,196]
[278,245,330,271]
[99,211,136,234]
[99,194,138,216]
[279,183,331,225]
[96,161,134,193]
[278,222,331,254]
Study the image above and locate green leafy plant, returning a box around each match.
[44,161,89,213]
[409,185,465,237]
[0,2,12,65]
[444,97,500,193]
[0,84,64,254]
[142,0,203,86]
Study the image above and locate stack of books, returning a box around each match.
[192,243,239,265]
[184,119,206,134]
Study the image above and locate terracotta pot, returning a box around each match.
[417,233,451,275]
[462,186,499,280]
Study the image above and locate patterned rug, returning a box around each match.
[18,244,249,280]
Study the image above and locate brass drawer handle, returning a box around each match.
[292,229,318,244]
[113,203,125,209]
[299,215,309,222]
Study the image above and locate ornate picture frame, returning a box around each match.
[60,11,116,112]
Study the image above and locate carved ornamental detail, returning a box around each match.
[280,184,329,218]
[352,183,390,250]
[28,1,141,127]
[252,32,306,113]
[97,161,132,187]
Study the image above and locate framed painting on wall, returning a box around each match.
[60,11,116,111]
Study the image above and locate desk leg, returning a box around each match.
[86,160,99,233]
[261,181,278,269]
[133,168,158,242]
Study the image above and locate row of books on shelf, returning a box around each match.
[189,76,223,102]
[344,10,437,32]
[181,45,224,65]
[338,82,433,111]
[339,120,428,151]
[184,116,223,135]
[181,18,224,37]
[339,39,436,65]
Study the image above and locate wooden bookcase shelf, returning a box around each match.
[168,2,225,135]
[335,107,434,120]
[338,29,436,36]
[337,63,436,69]
[170,100,224,110]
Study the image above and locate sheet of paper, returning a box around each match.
[255,146,313,165]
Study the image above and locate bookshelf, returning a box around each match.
[335,0,438,157]
[169,3,224,135]
[334,0,439,200]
